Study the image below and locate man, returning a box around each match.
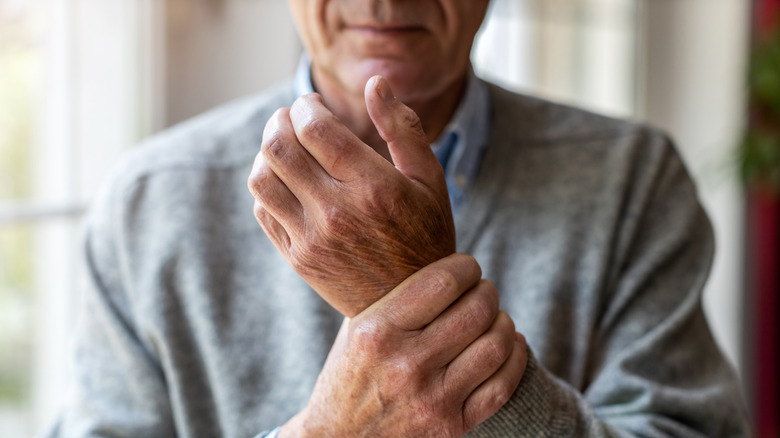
[52,0,749,437]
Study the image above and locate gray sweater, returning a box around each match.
[52,81,749,437]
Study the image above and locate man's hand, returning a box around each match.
[280,254,528,438]
[248,76,455,317]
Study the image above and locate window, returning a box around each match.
[0,1,299,434]
[0,0,166,434]
[474,0,639,118]
[1,2,51,435]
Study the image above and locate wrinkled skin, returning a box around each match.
[248,78,455,316]
[282,255,527,438]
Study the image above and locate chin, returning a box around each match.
[347,58,451,102]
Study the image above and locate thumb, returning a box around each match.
[364,76,442,186]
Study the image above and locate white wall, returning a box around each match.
[165,0,300,126]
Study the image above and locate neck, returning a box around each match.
[310,66,468,161]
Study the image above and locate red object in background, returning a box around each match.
[747,192,780,438]
[748,1,780,436]
[756,0,780,35]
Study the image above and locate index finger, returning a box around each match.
[289,93,393,182]
[362,253,482,331]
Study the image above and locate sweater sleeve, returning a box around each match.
[469,136,750,437]
[48,179,177,437]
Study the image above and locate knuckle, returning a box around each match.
[272,106,289,118]
[289,94,313,117]
[450,253,481,282]
[482,331,511,370]
[445,282,499,336]
[350,319,390,357]
[261,108,286,141]
[488,382,515,411]
[350,321,378,345]
[268,107,289,128]
[462,382,515,432]
[319,205,352,236]
[252,201,271,228]
[428,268,459,297]
[247,166,273,200]
[393,355,422,380]
[467,288,498,328]
[463,254,482,281]
[260,136,288,163]
[298,116,333,144]
[299,92,323,106]
[252,200,266,220]
[361,178,407,217]
[399,105,425,137]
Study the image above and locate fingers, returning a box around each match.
[260,107,332,209]
[364,76,444,189]
[252,200,291,252]
[289,93,391,182]
[462,332,528,431]
[248,150,304,230]
[445,310,516,401]
[420,279,499,367]
[364,253,482,331]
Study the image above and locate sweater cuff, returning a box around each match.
[467,348,578,437]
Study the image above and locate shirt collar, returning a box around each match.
[293,54,492,211]
[293,53,316,97]
[431,67,491,209]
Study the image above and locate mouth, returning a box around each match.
[344,24,427,35]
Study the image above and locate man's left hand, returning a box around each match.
[247,76,456,317]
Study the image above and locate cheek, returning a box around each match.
[440,2,487,59]
[290,0,333,56]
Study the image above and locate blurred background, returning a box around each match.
[0,0,776,436]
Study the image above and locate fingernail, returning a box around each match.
[375,76,395,103]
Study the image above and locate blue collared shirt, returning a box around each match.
[293,55,492,212]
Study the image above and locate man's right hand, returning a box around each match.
[279,254,528,437]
